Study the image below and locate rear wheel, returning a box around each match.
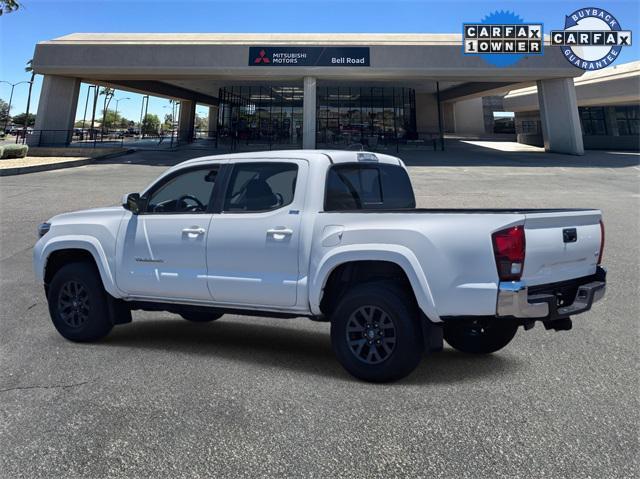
[47,262,113,342]
[330,282,424,383]
[179,311,223,322]
[443,319,517,354]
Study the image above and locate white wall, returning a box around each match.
[415,93,439,132]
[452,97,485,134]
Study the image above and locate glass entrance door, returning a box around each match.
[316,86,417,149]
[218,86,303,150]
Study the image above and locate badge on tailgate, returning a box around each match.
[563,228,577,243]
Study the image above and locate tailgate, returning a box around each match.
[522,210,602,286]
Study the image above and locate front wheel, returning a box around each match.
[47,262,113,342]
[443,319,517,354]
[330,282,424,383]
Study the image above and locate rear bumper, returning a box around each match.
[497,267,606,320]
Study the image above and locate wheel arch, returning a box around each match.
[39,237,121,298]
[310,245,440,321]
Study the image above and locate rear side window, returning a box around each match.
[223,162,298,212]
[324,163,416,211]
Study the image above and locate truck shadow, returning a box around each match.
[102,316,524,384]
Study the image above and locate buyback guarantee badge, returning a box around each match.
[551,7,632,70]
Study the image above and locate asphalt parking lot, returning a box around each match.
[1,145,638,478]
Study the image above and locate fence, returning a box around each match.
[9,128,445,153]
[14,129,184,149]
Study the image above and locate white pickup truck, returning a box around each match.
[34,150,606,382]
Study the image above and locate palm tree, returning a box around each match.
[0,0,21,15]
[22,59,35,141]
[99,87,115,133]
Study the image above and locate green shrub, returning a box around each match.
[1,144,28,159]
[0,146,3,158]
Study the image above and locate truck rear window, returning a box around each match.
[324,163,416,211]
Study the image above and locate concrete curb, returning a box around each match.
[0,149,135,176]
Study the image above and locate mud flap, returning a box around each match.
[107,294,132,325]
[421,313,443,353]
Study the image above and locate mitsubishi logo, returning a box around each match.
[254,49,270,64]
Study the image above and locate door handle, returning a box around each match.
[182,226,206,236]
[267,228,293,239]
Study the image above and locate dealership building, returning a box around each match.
[504,60,640,151]
[31,33,619,155]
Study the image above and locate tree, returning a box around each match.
[195,114,208,131]
[163,113,173,131]
[97,109,131,130]
[23,59,36,134]
[11,112,35,127]
[99,87,115,132]
[0,0,21,15]
[141,114,160,135]
[0,99,9,125]
[119,117,131,129]
[101,109,125,129]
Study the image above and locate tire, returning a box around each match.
[443,319,517,354]
[47,262,113,342]
[179,311,223,322]
[330,281,424,383]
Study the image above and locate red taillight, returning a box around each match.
[492,225,526,281]
[598,219,605,265]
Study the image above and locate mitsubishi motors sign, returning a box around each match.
[249,46,370,66]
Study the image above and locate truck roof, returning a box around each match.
[177,150,404,168]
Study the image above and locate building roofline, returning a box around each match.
[505,60,640,98]
[43,32,463,46]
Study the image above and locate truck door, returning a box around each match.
[116,165,220,300]
[206,160,307,307]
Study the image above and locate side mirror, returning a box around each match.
[122,193,142,215]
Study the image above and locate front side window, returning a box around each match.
[325,163,416,211]
[223,162,298,212]
[145,167,219,214]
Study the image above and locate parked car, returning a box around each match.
[33,150,606,382]
[15,127,33,138]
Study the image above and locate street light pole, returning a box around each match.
[139,95,149,138]
[172,100,176,139]
[0,80,32,133]
[89,86,99,143]
[113,97,130,130]
[143,96,149,137]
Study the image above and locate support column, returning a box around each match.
[302,76,316,149]
[208,106,218,138]
[29,75,80,146]
[537,78,584,155]
[178,100,196,143]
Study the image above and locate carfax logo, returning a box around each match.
[463,11,543,67]
[551,7,632,70]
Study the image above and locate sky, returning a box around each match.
[1,0,639,124]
